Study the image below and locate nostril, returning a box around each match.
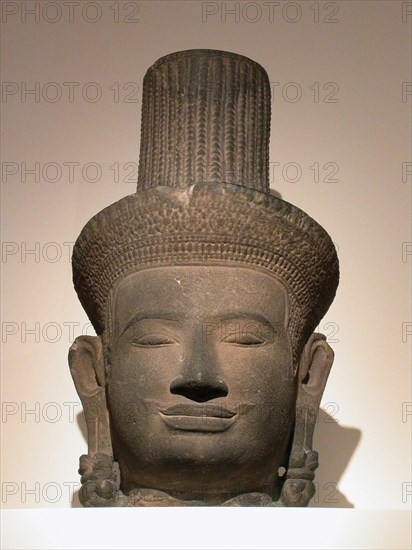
[169,379,228,402]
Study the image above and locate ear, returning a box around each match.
[292,332,335,462]
[280,333,334,506]
[68,335,112,457]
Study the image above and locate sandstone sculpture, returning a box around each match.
[69,49,339,507]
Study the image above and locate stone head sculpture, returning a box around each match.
[69,50,339,507]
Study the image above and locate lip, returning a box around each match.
[158,403,237,432]
[160,404,237,418]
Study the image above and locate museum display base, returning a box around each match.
[1,508,410,550]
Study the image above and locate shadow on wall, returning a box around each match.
[71,407,361,508]
[311,408,361,508]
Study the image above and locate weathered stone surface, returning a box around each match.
[69,49,339,507]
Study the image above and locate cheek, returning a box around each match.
[107,344,182,396]
[241,358,295,449]
[106,345,179,444]
[218,343,294,398]
[217,343,296,442]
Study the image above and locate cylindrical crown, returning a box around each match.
[137,49,271,192]
[72,50,339,365]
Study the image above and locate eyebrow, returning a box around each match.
[120,311,279,337]
[120,313,183,336]
[217,313,276,326]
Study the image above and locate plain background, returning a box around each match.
[1,0,411,517]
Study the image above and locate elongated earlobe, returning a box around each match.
[281,332,334,506]
[68,335,118,506]
[68,335,112,456]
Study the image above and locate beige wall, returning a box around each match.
[1,0,411,511]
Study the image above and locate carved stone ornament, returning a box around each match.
[69,49,339,507]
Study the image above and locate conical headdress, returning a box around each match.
[137,49,270,191]
[72,50,339,362]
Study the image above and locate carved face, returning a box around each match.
[107,265,296,502]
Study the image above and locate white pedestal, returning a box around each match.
[1,508,411,550]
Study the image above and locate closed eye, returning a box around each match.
[221,334,266,346]
[131,334,178,347]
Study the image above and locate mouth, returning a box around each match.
[158,403,237,432]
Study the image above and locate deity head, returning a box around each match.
[69,50,339,507]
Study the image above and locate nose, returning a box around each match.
[170,378,228,402]
[169,325,228,403]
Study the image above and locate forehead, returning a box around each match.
[113,265,288,328]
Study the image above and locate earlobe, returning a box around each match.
[68,335,112,456]
[295,332,334,454]
[68,335,118,506]
[281,332,335,506]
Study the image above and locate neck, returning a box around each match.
[115,486,280,507]
[78,452,314,507]
[121,480,281,506]
[117,454,282,505]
